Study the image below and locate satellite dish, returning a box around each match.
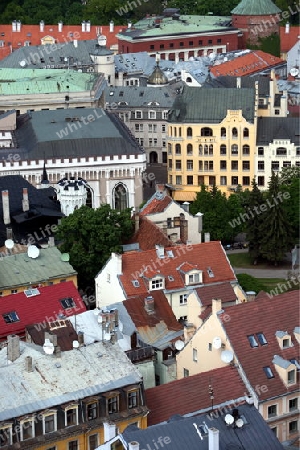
[236,418,244,428]
[212,336,222,349]
[43,339,54,355]
[73,340,79,349]
[27,245,40,259]
[175,340,184,351]
[5,239,14,249]
[290,67,299,77]
[221,350,234,364]
[225,414,234,425]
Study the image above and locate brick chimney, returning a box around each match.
[135,212,140,233]
[22,187,29,212]
[179,214,188,243]
[2,190,10,225]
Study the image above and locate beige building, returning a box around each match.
[176,291,299,444]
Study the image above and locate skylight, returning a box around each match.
[3,311,20,324]
[60,297,75,309]
[24,288,40,298]
[256,332,267,345]
[247,335,258,348]
[263,366,274,379]
[168,275,174,281]
[207,267,214,278]
[166,250,174,258]
[132,280,140,288]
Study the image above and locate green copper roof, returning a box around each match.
[231,0,281,15]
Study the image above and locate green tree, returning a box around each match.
[280,166,300,239]
[259,172,294,265]
[245,178,265,264]
[56,204,134,288]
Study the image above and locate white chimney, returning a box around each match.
[236,77,241,88]
[7,335,20,362]
[81,21,86,32]
[103,422,116,442]
[212,298,222,316]
[58,21,63,32]
[22,187,29,212]
[195,212,203,233]
[48,236,55,247]
[73,39,78,48]
[285,22,290,34]
[208,427,219,450]
[128,443,139,450]
[204,232,210,242]
[16,20,21,32]
[2,190,10,225]
[128,21,132,29]
[110,20,114,32]
[111,252,122,275]
[12,20,17,32]
[40,20,45,32]
[86,20,91,32]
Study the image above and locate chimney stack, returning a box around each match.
[103,422,116,442]
[2,190,11,225]
[7,335,20,362]
[78,331,84,345]
[128,443,139,450]
[155,244,164,258]
[16,20,21,32]
[22,187,29,212]
[12,20,17,32]
[204,232,210,242]
[135,212,140,233]
[109,20,114,32]
[86,20,91,32]
[212,298,222,316]
[40,20,44,32]
[236,77,241,88]
[54,345,61,358]
[25,355,33,372]
[285,22,290,34]
[81,21,86,32]
[179,214,188,243]
[208,427,219,450]
[58,21,63,32]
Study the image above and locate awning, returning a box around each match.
[173,191,197,202]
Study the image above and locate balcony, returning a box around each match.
[126,346,154,363]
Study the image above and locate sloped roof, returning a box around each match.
[127,216,174,251]
[140,191,173,215]
[202,74,271,96]
[105,85,176,108]
[26,319,78,351]
[145,365,247,425]
[210,51,284,77]
[231,0,281,15]
[280,26,300,53]
[118,241,236,297]
[195,282,237,307]
[168,86,255,123]
[256,117,300,145]
[0,281,85,340]
[219,290,300,401]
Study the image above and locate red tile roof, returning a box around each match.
[145,366,247,425]
[0,24,123,59]
[140,193,173,216]
[0,281,86,340]
[219,290,300,401]
[195,282,237,307]
[210,51,284,77]
[127,216,174,251]
[120,241,236,297]
[178,262,198,273]
[124,291,182,331]
[280,26,300,53]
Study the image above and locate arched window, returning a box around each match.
[201,127,213,136]
[209,144,213,155]
[231,144,238,155]
[242,145,250,155]
[179,127,182,137]
[187,127,193,137]
[114,183,128,211]
[204,144,208,154]
[220,144,226,155]
[243,127,249,138]
[175,143,181,155]
[232,127,238,138]
[187,144,193,155]
[276,147,287,156]
[199,144,203,155]
[186,77,192,83]
[221,127,226,138]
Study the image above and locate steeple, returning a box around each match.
[41,161,49,188]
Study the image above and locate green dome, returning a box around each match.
[231,0,281,15]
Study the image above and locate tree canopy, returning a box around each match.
[56,204,134,288]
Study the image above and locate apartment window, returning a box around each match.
[189,40,193,45]
[128,390,138,408]
[283,161,291,168]
[243,127,249,137]
[268,405,277,418]
[151,278,163,290]
[282,338,291,348]
[208,343,212,351]
[201,127,213,136]
[289,398,298,411]
[175,160,182,170]
[271,161,279,171]
[243,177,250,186]
[198,176,204,185]
[107,396,119,414]
[89,434,98,450]
[193,348,198,362]
[231,144,238,155]
[187,160,193,170]
[209,176,216,185]
[187,143,193,155]
[208,39,212,44]
[187,127,193,137]
[20,419,34,440]
[43,412,57,433]
[231,161,238,170]
[135,124,143,132]
[169,43,174,48]
[242,145,250,155]
[149,138,153,146]
[168,159,172,169]
[180,294,188,305]
[217,38,222,43]
[65,406,78,426]
[176,175,182,185]
[168,143,172,154]
[276,147,287,156]
[199,40,202,45]
[258,161,264,171]
[162,110,168,119]
[175,144,181,155]
[220,176,227,185]
[179,42,184,47]
[68,441,78,450]
[204,161,213,171]
[135,110,142,119]
[220,160,227,170]
[243,161,250,171]
[3,311,19,323]
[183,368,189,377]
[288,370,296,384]
[138,138,144,146]
[275,109,280,115]
[187,175,193,185]
[258,176,265,186]
[258,147,264,156]
[220,144,227,155]
[180,315,187,322]
[248,335,258,348]
[162,124,166,132]
[150,45,154,50]
[296,147,300,156]
[160,44,164,49]
[289,421,298,434]
[271,427,277,437]
[0,425,12,446]
[221,127,226,137]
[199,144,203,155]
[169,175,173,184]
[87,402,98,420]
[148,124,157,132]
[11,289,18,294]
[232,127,238,138]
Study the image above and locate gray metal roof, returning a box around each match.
[122,403,284,450]
[0,246,76,289]
[202,74,271,96]
[169,86,255,123]
[256,117,300,145]
[0,340,142,421]
[15,108,144,159]
[272,355,292,369]
[105,85,177,108]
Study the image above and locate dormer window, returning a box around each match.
[272,356,297,386]
[276,331,292,349]
[283,338,290,348]
[150,277,164,290]
[189,273,200,284]
[288,370,296,385]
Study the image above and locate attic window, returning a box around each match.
[168,275,174,281]
[3,311,20,324]
[188,273,200,284]
[248,335,258,348]
[166,250,174,258]
[24,288,40,297]
[207,267,214,278]
[150,278,164,290]
[132,280,140,288]
[257,332,267,345]
[288,370,296,384]
[60,297,75,309]
[263,366,274,379]
[283,338,291,348]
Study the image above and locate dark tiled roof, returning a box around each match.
[127,216,174,251]
[0,281,85,340]
[119,241,236,297]
[145,366,247,425]
[202,74,270,96]
[168,86,255,123]
[195,282,237,307]
[140,191,173,215]
[26,319,78,351]
[122,403,284,450]
[219,290,300,401]
[256,117,300,145]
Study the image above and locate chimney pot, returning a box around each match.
[103,422,116,442]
